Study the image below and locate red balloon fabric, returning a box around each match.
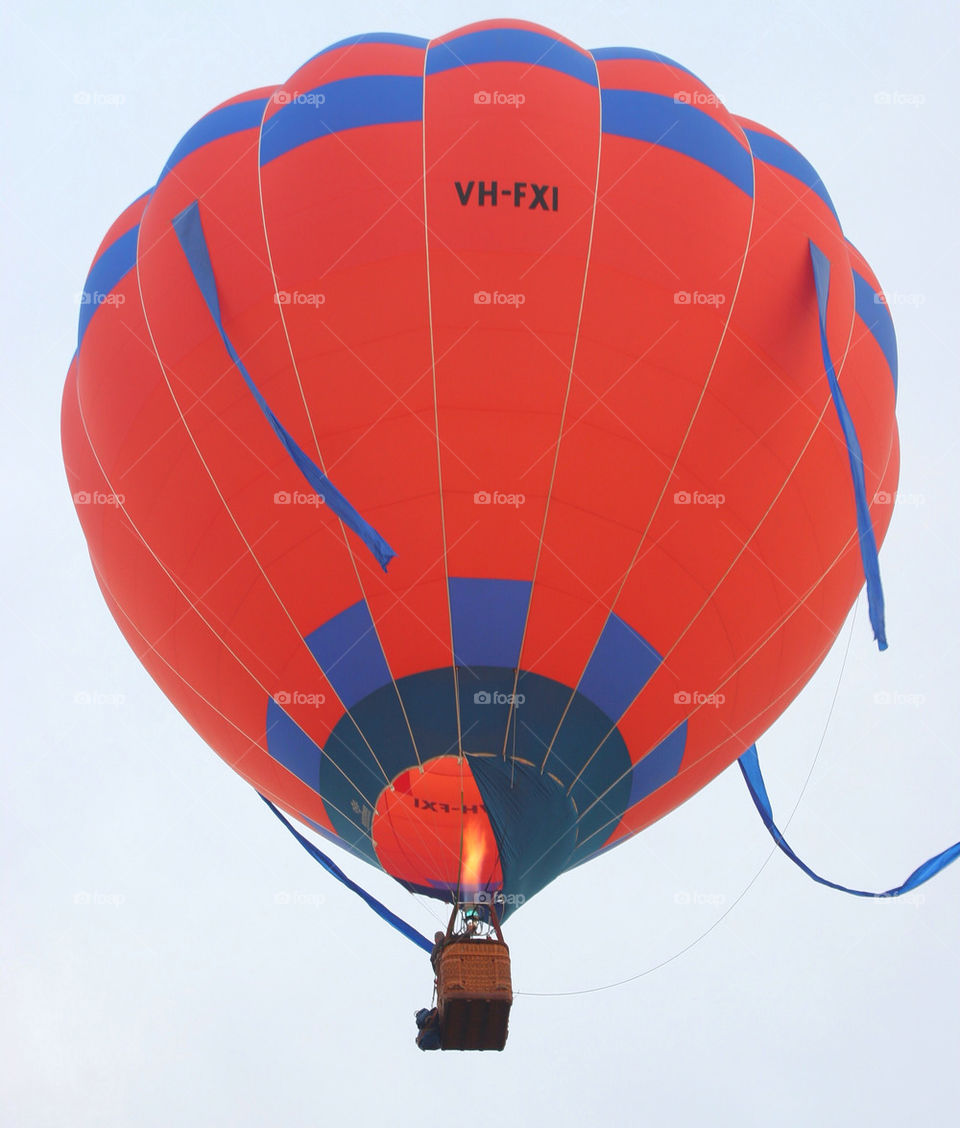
[62,20,899,912]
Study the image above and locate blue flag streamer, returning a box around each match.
[739,743,960,897]
[809,240,887,649]
[172,200,395,572]
[261,795,434,953]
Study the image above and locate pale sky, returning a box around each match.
[2,2,958,1125]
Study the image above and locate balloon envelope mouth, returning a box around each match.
[372,755,503,897]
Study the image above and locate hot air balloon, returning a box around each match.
[63,20,957,1051]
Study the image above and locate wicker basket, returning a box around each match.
[437,939,512,1051]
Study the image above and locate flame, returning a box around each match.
[461,820,488,893]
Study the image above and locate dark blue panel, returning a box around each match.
[426,27,597,86]
[590,45,699,79]
[158,98,269,183]
[853,269,898,396]
[601,89,753,197]
[627,723,687,807]
[578,612,662,721]
[459,665,628,860]
[453,666,637,905]
[309,32,428,60]
[259,74,423,165]
[744,127,839,223]
[456,666,526,754]
[468,754,578,918]
[317,682,420,800]
[77,224,139,348]
[502,668,635,868]
[304,599,392,709]
[449,577,531,669]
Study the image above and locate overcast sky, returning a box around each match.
[2,1,958,1125]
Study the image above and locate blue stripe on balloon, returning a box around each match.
[743,128,839,223]
[578,613,663,722]
[449,577,531,669]
[304,600,393,710]
[158,97,269,183]
[259,74,423,165]
[852,268,898,397]
[77,224,139,348]
[425,26,597,86]
[263,698,323,790]
[601,89,753,197]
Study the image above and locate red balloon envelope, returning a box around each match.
[62,20,899,913]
